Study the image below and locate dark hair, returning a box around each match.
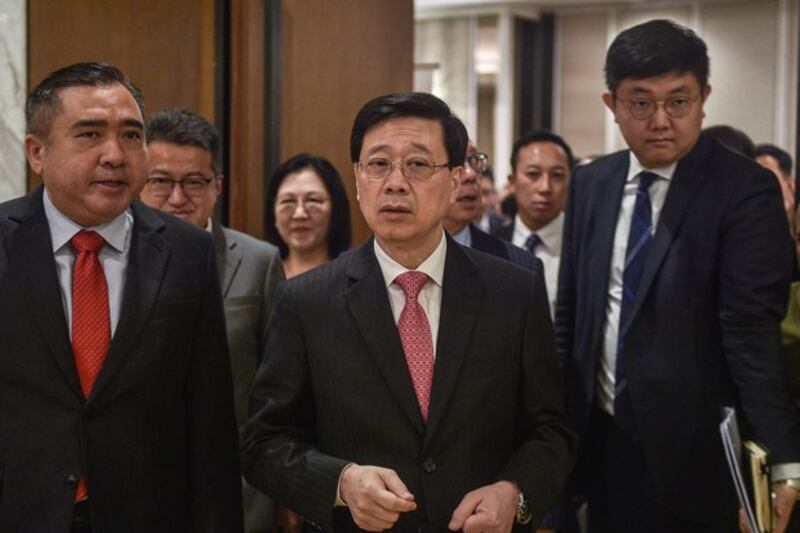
[510,130,575,172]
[703,125,755,159]
[755,143,793,176]
[605,19,709,93]
[26,62,145,137]
[265,153,352,260]
[350,92,468,167]
[146,109,222,173]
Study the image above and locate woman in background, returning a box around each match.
[266,153,352,279]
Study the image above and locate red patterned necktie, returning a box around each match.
[395,271,435,422]
[70,230,111,501]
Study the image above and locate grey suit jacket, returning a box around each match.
[213,223,284,533]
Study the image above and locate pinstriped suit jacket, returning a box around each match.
[243,235,576,532]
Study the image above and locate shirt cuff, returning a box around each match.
[772,463,800,481]
[334,463,356,507]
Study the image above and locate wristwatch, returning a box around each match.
[774,478,800,500]
[516,491,532,525]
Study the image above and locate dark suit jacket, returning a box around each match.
[243,236,576,532]
[469,223,541,274]
[556,135,800,525]
[490,220,514,243]
[0,188,243,532]
[213,223,284,533]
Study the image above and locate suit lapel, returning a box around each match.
[627,137,710,322]
[88,203,171,402]
[344,240,425,435]
[6,188,81,397]
[424,239,481,448]
[213,223,241,297]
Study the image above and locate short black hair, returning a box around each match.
[26,61,145,137]
[146,109,222,173]
[703,125,755,159]
[350,92,468,167]
[755,143,793,176]
[510,130,575,172]
[265,153,352,260]
[605,19,709,93]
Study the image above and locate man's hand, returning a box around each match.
[340,464,416,531]
[738,483,797,533]
[448,480,519,533]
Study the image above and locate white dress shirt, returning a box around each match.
[450,225,472,247]
[43,188,133,339]
[511,212,563,316]
[597,153,676,415]
[374,232,446,358]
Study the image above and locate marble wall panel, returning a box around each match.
[0,0,26,202]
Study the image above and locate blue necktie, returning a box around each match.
[525,233,542,254]
[615,171,658,439]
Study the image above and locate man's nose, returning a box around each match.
[99,138,125,167]
[383,162,409,193]
[168,182,188,204]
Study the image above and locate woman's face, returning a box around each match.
[275,168,332,257]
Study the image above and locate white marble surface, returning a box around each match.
[0,0,26,202]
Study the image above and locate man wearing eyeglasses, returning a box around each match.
[492,131,574,315]
[444,140,542,275]
[139,109,284,533]
[556,19,800,532]
[243,92,576,533]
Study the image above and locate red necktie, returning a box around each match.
[70,230,111,501]
[395,271,434,422]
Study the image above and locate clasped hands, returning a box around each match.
[340,464,519,532]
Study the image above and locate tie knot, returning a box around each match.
[638,171,658,191]
[525,233,542,253]
[395,271,429,300]
[71,231,105,254]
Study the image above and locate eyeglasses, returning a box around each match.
[276,195,330,215]
[466,152,489,173]
[357,157,452,182]
[145,177,213,197]
[619,94,701,120]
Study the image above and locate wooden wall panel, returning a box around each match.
[278,0,414,245]
[27,0,216,188]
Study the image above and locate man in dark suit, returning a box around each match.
[243,92,576,532]
[444,139,542,275]
[556,20,800,532]
[492,131,574,314]
[0,62,242,531]
[140,109,284,533]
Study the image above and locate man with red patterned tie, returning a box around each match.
[243,92,575,533]
[0,62,242,531]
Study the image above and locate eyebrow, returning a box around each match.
[364,142,435,156]
[628,85,692,96]
[70,118,145,130]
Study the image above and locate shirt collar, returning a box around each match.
[205,218,214,233]
[627,152,677,183]
[374,231,447,289]
[43,187,132,254]
[450,225,471,247]
[513,212,564,254]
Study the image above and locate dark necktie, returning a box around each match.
[395,271,434,422]
[615,171,658,439]
[70,230,111,501]
[525,233,542,254]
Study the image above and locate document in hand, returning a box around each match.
[719,407,772,533]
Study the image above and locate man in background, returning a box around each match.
[139,108,284,533]
[756,143,796,230]
[493,130,574,314]
[557,20,800,531]
[1,62,241,531]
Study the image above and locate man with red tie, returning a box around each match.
[0,62,242,531]
[243,92,575,532]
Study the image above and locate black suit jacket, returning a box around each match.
[469,224,542,274]
[243,236,576,532]
[556,135,800,524]
[0,188,243,532]
[490,220,514,243]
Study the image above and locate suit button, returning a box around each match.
[64,474,79,489]
[422,458,436,473]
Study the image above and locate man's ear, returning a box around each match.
[214,174,224,197]
[353,164,361,201]
[24,133,47,176]
[449,166,463,202]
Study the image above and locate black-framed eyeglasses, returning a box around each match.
[145,176,213,197]
[619,94,701,120]
[356,157,452,182]
[466,152,489,173]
